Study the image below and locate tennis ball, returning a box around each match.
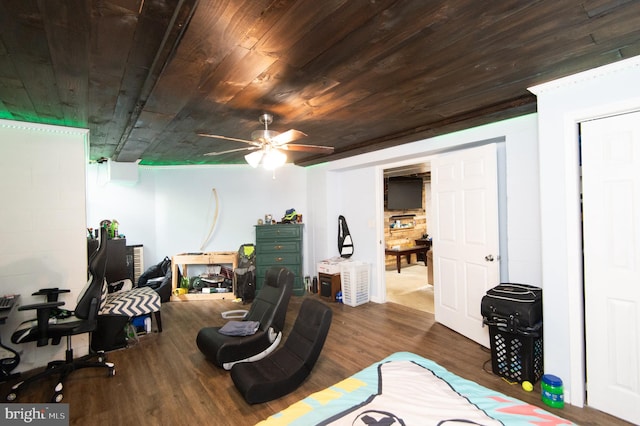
[522,381,533,392]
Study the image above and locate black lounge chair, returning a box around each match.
[231,298,333,404]
[196,267,293,370]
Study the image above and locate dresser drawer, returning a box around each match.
[256,224,302,241]
[256,264,301,279]
[256,252,301,266]
[256,240,301,254]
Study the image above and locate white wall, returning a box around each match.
[0,119,88,372]
[530,54,640,407]
[86,160,156,254]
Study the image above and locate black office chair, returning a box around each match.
[231,298,333,404]
[7,227,115,403]
[196,266,294,370]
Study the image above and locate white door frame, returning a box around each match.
[375,155,433,306]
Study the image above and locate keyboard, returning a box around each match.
[0,295,16,311]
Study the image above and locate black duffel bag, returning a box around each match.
[481,283,542,335]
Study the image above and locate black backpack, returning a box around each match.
[137,256,171,286]
[235,267,256,304]
[235,244,256,303]
[137,256,176,303]
[237,244,255,268]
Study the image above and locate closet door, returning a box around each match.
[581,111,640,425]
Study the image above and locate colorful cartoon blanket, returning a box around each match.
[258,352,573,425]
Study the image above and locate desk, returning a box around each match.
[385,246,429,273]
[171,252,238,301]
[0,295,20,382]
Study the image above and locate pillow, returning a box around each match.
[218,320,260,336]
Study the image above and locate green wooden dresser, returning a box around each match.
[255,223,304,296]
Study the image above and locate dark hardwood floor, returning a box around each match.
[1,296,631,425]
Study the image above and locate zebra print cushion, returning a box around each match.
[100,286,160,317]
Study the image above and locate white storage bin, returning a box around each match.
[340,261,370,307]
[317,259,343,274]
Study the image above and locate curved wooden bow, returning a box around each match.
[200,188,219,251]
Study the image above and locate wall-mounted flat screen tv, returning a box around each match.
[386,177,423,210]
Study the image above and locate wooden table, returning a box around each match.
[171,252,238,301]
[385,245,429,273]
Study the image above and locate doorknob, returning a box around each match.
[485,254,494,262]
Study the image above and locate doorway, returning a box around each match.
[383,163,433,313]
[380,141,503,348]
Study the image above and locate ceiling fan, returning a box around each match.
[199,113,334,169]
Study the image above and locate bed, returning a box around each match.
[258,352,573,425]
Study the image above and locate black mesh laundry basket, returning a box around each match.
[481,283,543,384]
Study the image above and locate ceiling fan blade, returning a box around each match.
[204,146,259,156]
[198,133,261,146]
[271,129,307,145]
[281,144,335,153]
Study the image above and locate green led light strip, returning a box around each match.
[138,159,245,166]
[0,119,89,135]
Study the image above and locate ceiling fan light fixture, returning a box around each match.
[244,150,263,168]
[262,148,287,170]
[201,114,332,165]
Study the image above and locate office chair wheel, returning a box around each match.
[6,380,23,401]
[49,382,64,402]
[1,356,19,371]
[108,366,116,377]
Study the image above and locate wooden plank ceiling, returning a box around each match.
[1,0,639,166]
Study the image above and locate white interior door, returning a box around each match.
[432,143,500,347]
[581,111,640,425]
